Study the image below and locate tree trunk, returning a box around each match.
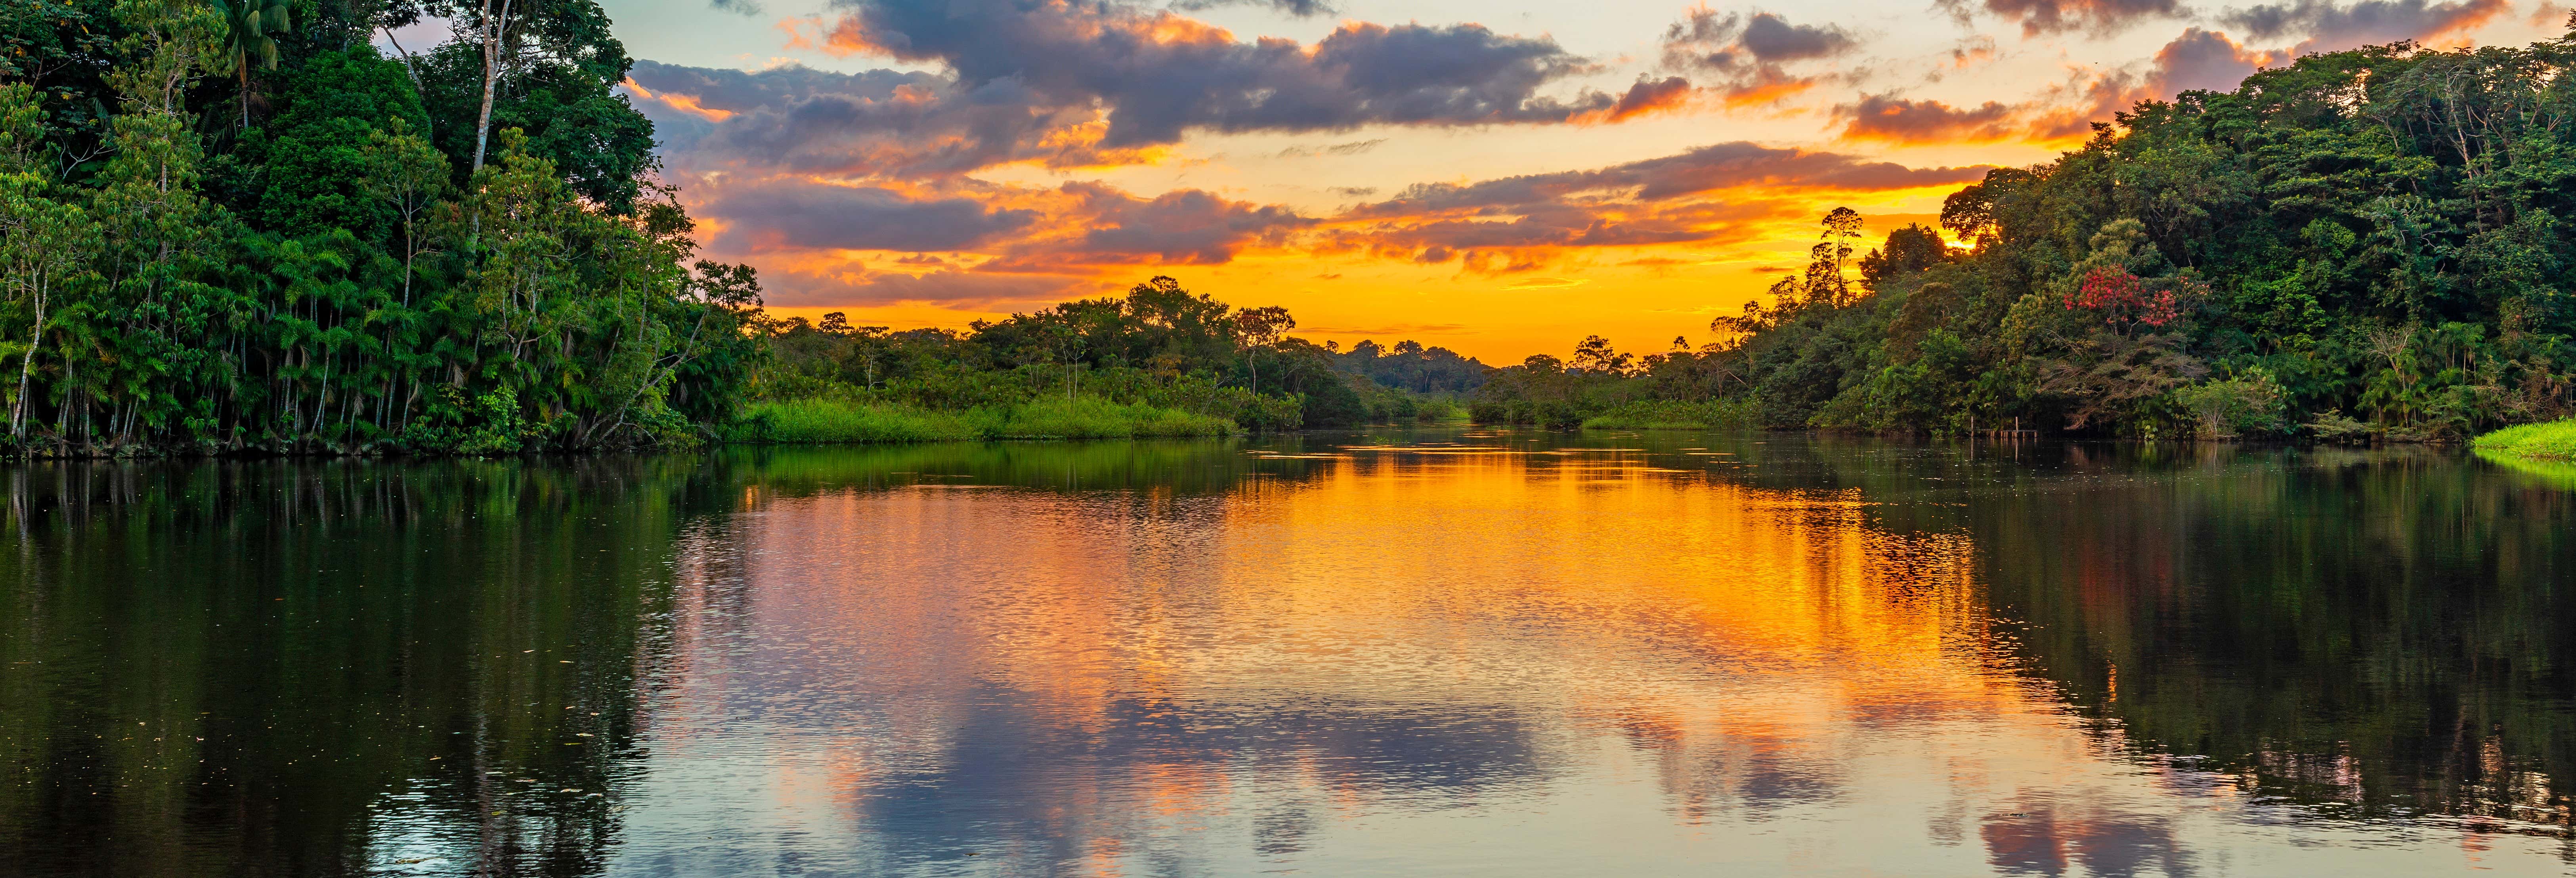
[470,0,514,176]
[380,28,431,140]
[401,223,415,305]
[13,284,44,437]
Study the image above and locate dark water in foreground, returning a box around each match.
[4,430,2574,876]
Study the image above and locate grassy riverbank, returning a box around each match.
[725,399,1238,444]
[1580,399,1757,430]
[2474,420,2576,462]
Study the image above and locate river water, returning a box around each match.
[3,430,2572,876]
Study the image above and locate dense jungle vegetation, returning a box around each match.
[0,0,774,455]
[13,1,2570,453]
[1477,27,2576,440]
[0,0,1495,454]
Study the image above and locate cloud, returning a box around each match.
[1663,9,1858,68]
[1355,142,1991,216]
[1951,35,2001,68]
[640,2,2003,307]
[2147,27,2291,94]
[712,139,1983,302]
[1009,182,1315,267]
[635,1,1663,181]
[1594,76,1695,122]
[1838,28,2286,145]
[699,180,1038,253]
[1276,139,1387,158]
[1169,0,1337,17]
[2221,0,2511,52]
[1935,0,2186,36]
[1331,143,1989,265]
[1837,95,2028,143]
[626,61,1120,179]
[1660,9,1858,105]
[776,268,1094,308]
[819,0,1626,146]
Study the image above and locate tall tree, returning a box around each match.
[1233,305,1295,394]
[211,0,292,129]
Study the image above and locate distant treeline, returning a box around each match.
[1477,29,2576,440]
[751,276,1491,435]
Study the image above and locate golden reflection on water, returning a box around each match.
[618,440,2565,876]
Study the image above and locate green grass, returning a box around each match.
[2473,420,2576,462]
[1409,399,1472,424]
[1580,399,1756,430]
[727,397,1236,445]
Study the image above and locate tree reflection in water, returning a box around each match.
[1,435,2569,876]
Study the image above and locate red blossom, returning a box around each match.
[2066,267,2184,332]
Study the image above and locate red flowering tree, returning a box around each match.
[2066,267,2190,335]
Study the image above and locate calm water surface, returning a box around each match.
[4,430,2574,876]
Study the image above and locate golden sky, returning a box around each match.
[570,0,2567,362]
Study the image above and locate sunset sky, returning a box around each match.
[551,0,2563,361]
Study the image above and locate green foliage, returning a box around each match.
[750,276,1471,438]
[2172,370,2287,438]
[1470,334,1742,428]
[728,397,1237,444]
[1579,398,1755,430]
[2474,419,2576,462]
[1484,31,2576,441]
[1,0,1476,457]
[0,0,762,456]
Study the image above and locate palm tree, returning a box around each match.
[212,0,293,130]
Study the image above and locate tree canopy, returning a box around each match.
[1478,28,2576,439]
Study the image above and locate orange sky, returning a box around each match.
[580,0,2569,363]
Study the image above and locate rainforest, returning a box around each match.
[4,3,2574,454]
[1475,28,2576,440]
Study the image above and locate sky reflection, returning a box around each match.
[601,435,2574,876]
[4,438,2569,876]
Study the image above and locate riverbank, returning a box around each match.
[1578,399,1758,430]
[723,398,1238,444]
[2474,420,2576,465]
[2469,420,2576,488]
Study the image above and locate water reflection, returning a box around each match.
[2,434,2572,875]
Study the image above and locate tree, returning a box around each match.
[360,116,449,305]
[1571,335,1632,375]
[1811,206,1863,307]
[1858,224,1953,290]
[212,0,292,129]
[0,90,99,437]
[1233,305,1294,393]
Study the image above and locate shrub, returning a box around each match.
[2171,372,2287,439]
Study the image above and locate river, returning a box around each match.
[4,429,2572,876]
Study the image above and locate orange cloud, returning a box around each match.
[1837,96,2029,145]
[1578,76,1696,124]
[1838,27,2292,149]
[2222,0,2511,52]
[621,80,734,122]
